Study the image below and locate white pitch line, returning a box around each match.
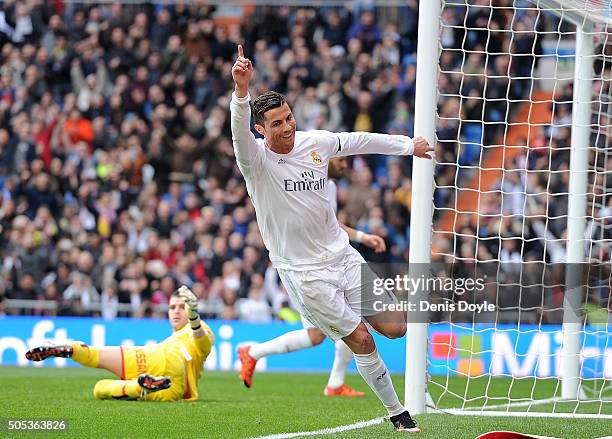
[251,417,386,439]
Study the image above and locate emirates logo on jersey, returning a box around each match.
[311,151,322,164]
[284,170,326,192]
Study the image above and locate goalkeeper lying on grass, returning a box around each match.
[25,286,214,401]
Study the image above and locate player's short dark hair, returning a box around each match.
[252,91,286,125]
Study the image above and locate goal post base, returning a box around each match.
[442,409,612,420]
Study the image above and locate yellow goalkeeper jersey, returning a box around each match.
[159,321,214,401]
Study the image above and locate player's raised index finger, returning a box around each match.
[238,44,244,58]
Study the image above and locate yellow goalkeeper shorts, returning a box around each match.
[121,345,186,401]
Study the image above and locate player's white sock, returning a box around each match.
[326,340,353,388]
[354,348,405,417]
[249,329,313,360]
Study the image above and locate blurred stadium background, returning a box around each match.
[0,0,424,321]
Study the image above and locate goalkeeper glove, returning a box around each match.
[176,285,201,330]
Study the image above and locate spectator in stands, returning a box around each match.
[347,10,381,54]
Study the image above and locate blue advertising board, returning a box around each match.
[0,317,609,378]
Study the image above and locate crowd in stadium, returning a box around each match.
[0,1,598,323]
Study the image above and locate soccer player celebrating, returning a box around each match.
[25,286,214,401]
[238,157,386,397]
[231,44,432,432]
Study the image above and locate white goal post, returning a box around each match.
[407,0,612,418]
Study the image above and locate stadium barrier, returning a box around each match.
[0,316,609,378]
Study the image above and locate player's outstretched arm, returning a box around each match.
[340,222,387,253]
[230,44,264,177]
[333,131,434,159]
[177,286,213,355]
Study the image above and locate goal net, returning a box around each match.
[416,0,612,418]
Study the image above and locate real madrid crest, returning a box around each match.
[311,151,322,165]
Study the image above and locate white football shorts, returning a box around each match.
[278,247,398,341]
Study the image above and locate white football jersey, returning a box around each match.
[328,179,338,215]
[230,92,414,270]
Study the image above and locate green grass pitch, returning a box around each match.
[1,367,610,438]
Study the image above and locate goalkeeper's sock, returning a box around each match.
[354,348,405,417]
[70,342,100,368]
[327,340,353,388]
[249,329,313,360]
[93,379,141,400]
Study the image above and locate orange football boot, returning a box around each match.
[238,345,258,388]
[324,384,366,397]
